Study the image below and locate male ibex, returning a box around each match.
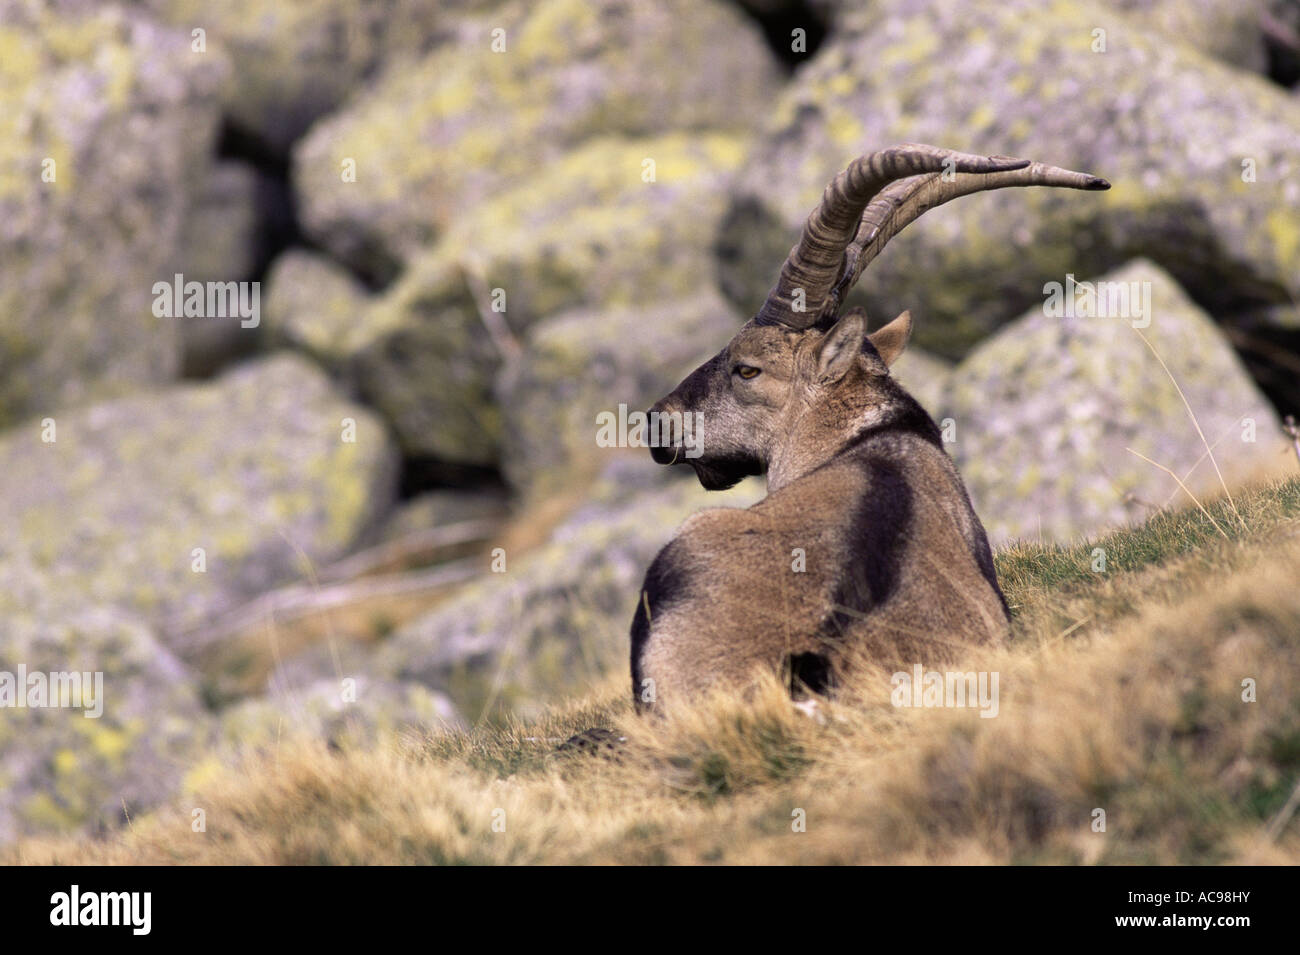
[631,143,1108,711]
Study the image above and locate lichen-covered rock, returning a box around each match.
[1108,0,1269,72]
[137,0,502,155]
[947,260,1285,545]
[378,489,510,542]
[1266,0,1300,86]
[889,346,952,420]
[0,1,227,425]
[0,353,399,649]
[174,161,268,374]
[348,133,750,465]
[497,290,746,494]
[176,162,264,286]
[375,460,763,715]
[736,0,1272,71]
[220,677,463,750]
[0,603,212,843]
[264,249,374,367]
[718,0,1300,357]
[294,0,781,276]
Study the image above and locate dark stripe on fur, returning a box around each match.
[629,540,691,709]
[819,456,914,642]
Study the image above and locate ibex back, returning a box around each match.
[631,143,1109,712]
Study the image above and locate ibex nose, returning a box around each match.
[647,399,679,465]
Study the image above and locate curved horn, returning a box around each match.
[831,160,1110,307]
[755,144,1031,327]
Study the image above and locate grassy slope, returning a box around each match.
[11,476,1300,865]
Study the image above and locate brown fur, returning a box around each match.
[631,310,1008,712]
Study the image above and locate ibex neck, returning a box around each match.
[766,396,941,493]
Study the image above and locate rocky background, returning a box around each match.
[1,0,1297,842]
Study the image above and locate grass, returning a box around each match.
[9,475,1300,865]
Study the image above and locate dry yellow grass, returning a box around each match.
[10,477,1300,865]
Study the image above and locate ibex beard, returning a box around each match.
[629,143,1109,714]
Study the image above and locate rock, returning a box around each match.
[1108,0,1269,72]
[889,346,952,420]
[0,354,399,650]
[136,0,501,155]
[264,249,374,367]
[174,161,270,375]
[0,603,212,843]
[1264,0,1300,87]
[294,0,781,276]
[497,290,746,494]
[0,1,227,425]
[176,162,264,287]
[350,133,750,465]
[378,489,510,542]
[717,0,1300,357]
[375,462,763,715]
[946,260,1285,545]
[349,258,498,464]
[220,677,463,750]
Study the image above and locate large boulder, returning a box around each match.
[717,0,1300,357]
[737,0,1272,71]
[946,260,1285,545]
[0,354,399,651]
[497,290,746,494]
[375,460,763,716]
[0,1,227,425]
[378,489,509,543]
[0,603,212,843]
[342,133,750,466]
[889,346,952,420]
[1104,0,1269,72]
[293,0,781,277]
[173,161,273,374]
[136,0,503,155]
[263,249,375,367]
[220,677,463,750]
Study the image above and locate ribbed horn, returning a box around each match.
[755,144,1031,327]
[830,159,1110,308]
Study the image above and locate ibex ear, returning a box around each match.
[817,308,867,383]
[867,310,912,368]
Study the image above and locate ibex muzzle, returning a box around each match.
[631,143,1109,711]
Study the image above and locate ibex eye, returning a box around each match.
[735,365,761,380]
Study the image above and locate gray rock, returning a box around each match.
[717,0,1300,357]
[736,0,1272,71]
[376,463,762,715]
[136,0,503,155]
[293,0,781,275]
[0,603,212,843]
[889,347,952,420]
[0,353,399,650]
[221,676,463,750]
[946,260,1285,545]
[174,161,268,374]
[378,489,510,542]
[0,1,227,425]
[263,249,374,367]
[1109,0,1269,72]
[497,289,746,495]
[349,133,751,465]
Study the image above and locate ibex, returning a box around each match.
[630,143,1108,712]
